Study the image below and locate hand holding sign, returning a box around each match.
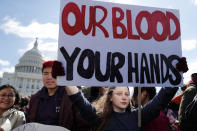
[52,61,65,78]
[176,57,189,73]
[51,61,79,95]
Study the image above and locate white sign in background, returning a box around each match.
[57,0,182,87]
[12,123,70,131]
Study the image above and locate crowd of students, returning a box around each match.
[0,59,196,131]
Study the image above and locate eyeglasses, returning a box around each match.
[0,94,15,99]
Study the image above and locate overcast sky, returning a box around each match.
[0,0,197,84]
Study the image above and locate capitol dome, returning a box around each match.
[15,39,44,74]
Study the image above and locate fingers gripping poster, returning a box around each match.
[57,0,182,87]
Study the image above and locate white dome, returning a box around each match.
[15,39,44,74]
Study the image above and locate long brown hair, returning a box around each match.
[92,86,132,131]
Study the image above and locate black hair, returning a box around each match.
[181,84,187,91]
[133,87,156,100]
[0,84,20,106]
[90,86,100,98]
[20,97,29,107]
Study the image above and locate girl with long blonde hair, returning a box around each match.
[65,86,177,131]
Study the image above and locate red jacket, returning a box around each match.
[145,111,170,131]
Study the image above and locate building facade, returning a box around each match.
[1,39,44,97]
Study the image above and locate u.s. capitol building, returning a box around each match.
[0,39,44,97]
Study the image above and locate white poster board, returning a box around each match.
[57,0,182,87]
[12,123,70,131]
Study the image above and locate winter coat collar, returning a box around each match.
[39,86,65,100]
[0,108,16,118]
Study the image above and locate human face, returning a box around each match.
[42,67,57,89]
[140,91,149,106]
[110,87,130,112]
[0,88,16,112]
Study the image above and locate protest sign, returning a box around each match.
[57,0,182,87]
